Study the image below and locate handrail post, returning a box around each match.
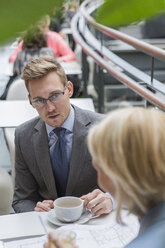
[151,57,155,85]
[82,51,88,97]
[97,65,104,113]
[100,29,103,53]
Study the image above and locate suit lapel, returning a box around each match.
[66,106,91,195]
[32,119,57,199]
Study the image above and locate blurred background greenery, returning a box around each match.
[0,0,62,44]
[95,0,165,27]
[0,0,165,45]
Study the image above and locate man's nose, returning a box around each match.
[45,100,56,111]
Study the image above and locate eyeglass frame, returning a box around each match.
[30,84,67,108]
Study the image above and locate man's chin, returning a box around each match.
[47,118,63,127]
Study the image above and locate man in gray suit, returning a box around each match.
[13,56,113,214]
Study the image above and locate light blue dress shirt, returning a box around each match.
[46,106,75,164]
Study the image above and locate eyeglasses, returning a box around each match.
[31,90,65,108]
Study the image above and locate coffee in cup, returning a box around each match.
[54,196,84,222]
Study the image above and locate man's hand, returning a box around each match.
[34,200,54,212]
[81,189,113,216]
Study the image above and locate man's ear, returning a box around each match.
[28,94,32,106]
[67,81,73,98]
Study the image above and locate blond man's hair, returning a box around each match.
[88,107,165,222]
[21,56,67,90]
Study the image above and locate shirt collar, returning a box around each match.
[46,105,75,136]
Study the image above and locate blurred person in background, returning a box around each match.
[0,21,55,100]
[49,5,66,40]
[61,2,78,51]
[9,15,76,64]
[13,24,55,76]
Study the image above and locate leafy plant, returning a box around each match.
[95,0,165,27]
[0,0,61,44]
[1,0,165,45]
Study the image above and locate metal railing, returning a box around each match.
[71,0,165,112]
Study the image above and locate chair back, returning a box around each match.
[0,168,13,215]
[5,77,28,184]
[6,78,28,100]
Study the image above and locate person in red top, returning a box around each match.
[9,15,76,63]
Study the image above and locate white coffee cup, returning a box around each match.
[54,196,84,222]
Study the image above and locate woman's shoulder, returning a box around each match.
[47,30,64,41]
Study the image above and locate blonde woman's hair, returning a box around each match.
[21,56,67,90]
[88,107,165,222]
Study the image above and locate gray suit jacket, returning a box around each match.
[125,201,165,248]
[13,105,103,213]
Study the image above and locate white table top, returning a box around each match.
[0,210,139,243]
[40,210,116,232]
[0,98,95,128]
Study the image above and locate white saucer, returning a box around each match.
[47,209,93,226]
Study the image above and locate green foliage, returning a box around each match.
[1,0,165,45]
[0,0,61,44]
[95,0,165,27]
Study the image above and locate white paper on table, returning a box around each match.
[54,213,139,248]
[0,212,46,240]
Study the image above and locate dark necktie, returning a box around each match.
[52,127,69,197]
